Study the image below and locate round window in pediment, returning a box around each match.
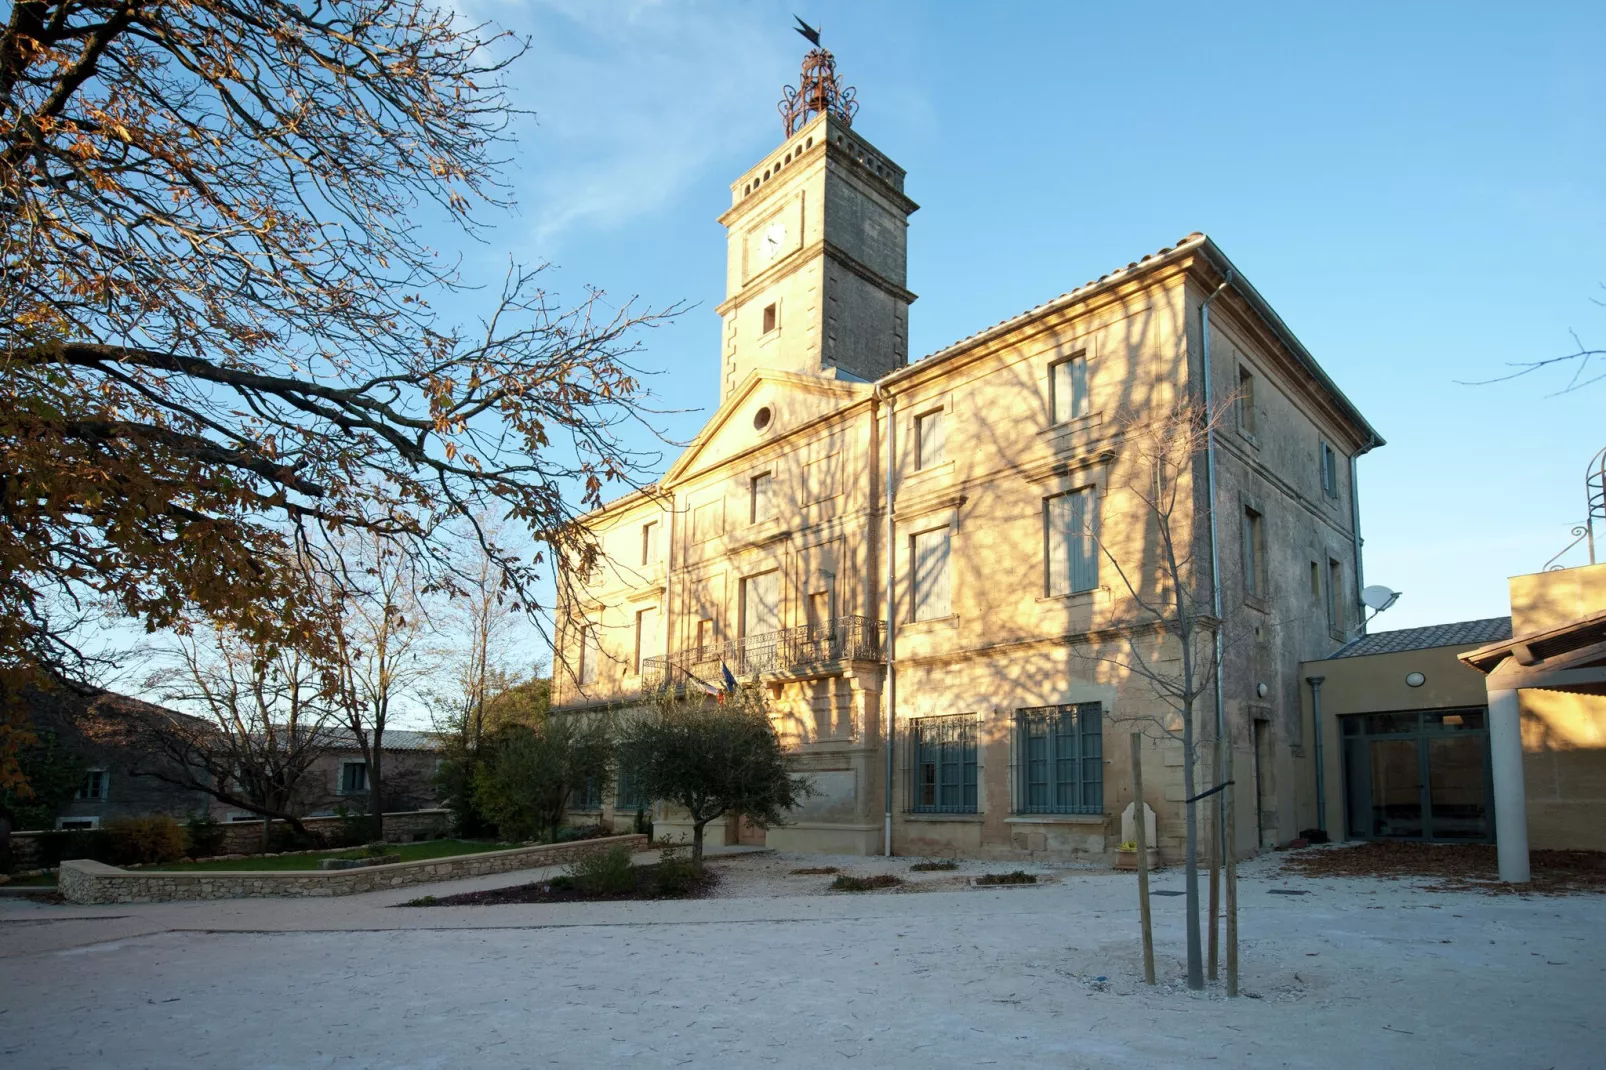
[753,406,773,431]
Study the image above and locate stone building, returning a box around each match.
[551,45,1382,863]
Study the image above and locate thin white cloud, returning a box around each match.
[460,0,795,248]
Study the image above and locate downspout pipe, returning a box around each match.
[1348,454,1366,635]
[1199,270,1234,843]
[1305,675,1327,834]
[874,383,897,856]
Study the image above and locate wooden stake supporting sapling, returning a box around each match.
[1131,732,1156,985]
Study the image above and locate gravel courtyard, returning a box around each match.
[2,848,1603,1069]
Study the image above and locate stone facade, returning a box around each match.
[59,834,648,904]
[551,73,1381,865]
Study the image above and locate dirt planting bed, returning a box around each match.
[1281,840,1606,895]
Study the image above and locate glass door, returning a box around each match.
[1340,709,1492,842]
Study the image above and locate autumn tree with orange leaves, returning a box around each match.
[0,1,672,794]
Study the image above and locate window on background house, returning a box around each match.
[695,617,718,653]
[1237,366,1257,435]
[340,761,368,794]
[1051,354,1089,424]
[641,520,659,566]
[1310,561,1321,599]
[75,768,108,801]
[1045,488,1099,596]
[579,623,600,687]
[915,409,945,470]
[911,528,951,622]
[909,714,978,813]
[1013,703,1103,815]
[1320,442,1340,499]
[1326,557,1345,635]
[750,472,774,523]
[571,777,601,811]
[56,817,99,830]
[633,606,659,675]
[762,302,778,335]
[1242,507,1265,600]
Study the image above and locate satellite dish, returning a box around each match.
[1362,585,1402,613]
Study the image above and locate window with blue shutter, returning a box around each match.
[908,714,977,813]
[1013,704,1103,815]
[1045,488,1099,596]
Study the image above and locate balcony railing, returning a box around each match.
[642,615,885,692]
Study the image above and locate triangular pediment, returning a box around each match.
[664,368,872,486]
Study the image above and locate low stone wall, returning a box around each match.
[9,809,453,869]
[59,834,648,904]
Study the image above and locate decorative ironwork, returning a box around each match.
[778,21,858,136]
[1545,525,1592,572]
[1546,446,1604,571]
[641,614,884,692]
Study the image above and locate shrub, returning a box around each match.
[555,823,607,843]
[910,860,958,872]
[567,844,636,895]
[790,866,839,875]
[104,817,188,864]
[830,874,902,892]
[332,805,372,848]
[356,841,392,858]
[184,814,226,858]
[975,870,1037,886]
[652,843,703,896]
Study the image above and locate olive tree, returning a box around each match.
[616,690,812,864]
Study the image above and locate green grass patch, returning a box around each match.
[145,838,517,872]
[975,870,1038,885]
[6,873,58,887]
[830,873,902,892]
[789,866,839,875]
[909,860,958,872]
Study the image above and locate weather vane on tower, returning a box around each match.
[778,15,859,136]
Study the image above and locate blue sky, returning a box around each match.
[451,0,1605,634]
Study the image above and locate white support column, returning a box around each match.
[1487,687,1530,884]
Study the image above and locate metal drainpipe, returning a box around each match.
[1348,455,1366,635]
[1200,270,1234,847]
[1306,675,1327,834]
[875,384,897,856]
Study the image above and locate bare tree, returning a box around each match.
[134,622,335,846]
[1459,292,1605,393]
[0,0,674,792]
[1064,395,1243,990]
[429,518,541,835]
[327,531,432,843]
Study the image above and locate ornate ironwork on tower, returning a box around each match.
[778,18,858,136]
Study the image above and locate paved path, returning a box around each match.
[2,852,1603,1069]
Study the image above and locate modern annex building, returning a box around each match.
[551,43,1383,863]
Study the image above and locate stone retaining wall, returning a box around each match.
[59,834,648,904]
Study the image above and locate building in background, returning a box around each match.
[1301,561,1606,879]
[551,41,1382,862]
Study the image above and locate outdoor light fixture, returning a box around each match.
[1406,672,1426,687]
[1256,682,1269,698]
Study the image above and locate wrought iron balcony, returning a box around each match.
[642,614,885,692]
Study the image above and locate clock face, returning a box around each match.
[763,221,786,260]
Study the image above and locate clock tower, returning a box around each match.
[714,44,918,401]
